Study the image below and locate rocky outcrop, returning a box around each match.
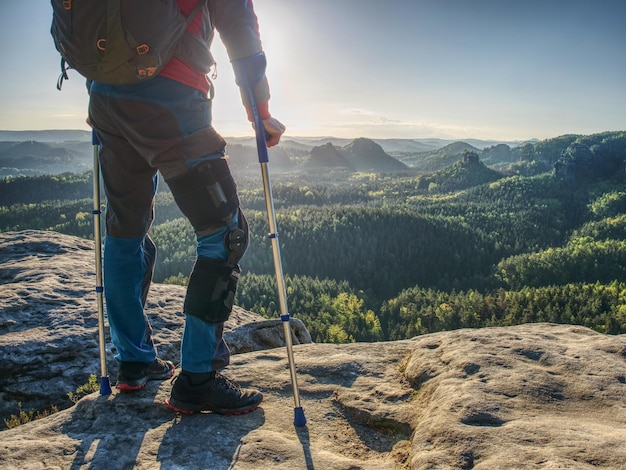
[1,231,625,469]
[0,230,311,424]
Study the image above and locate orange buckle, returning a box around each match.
[136,44,150,55]
[97,39,107,51]
[63,0,71,10]
[137,66,157,79]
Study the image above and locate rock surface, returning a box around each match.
[1,231,626,469]
[0,230,311,422]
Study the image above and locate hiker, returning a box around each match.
[86,0,285,415]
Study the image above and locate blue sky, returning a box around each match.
[0,0,624,140]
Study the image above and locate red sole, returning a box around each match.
[116,383,147,392]
[164,399,258,416]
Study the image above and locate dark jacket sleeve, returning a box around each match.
[211,0,271,108]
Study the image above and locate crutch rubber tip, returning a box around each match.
[294,407,306,427]
[99,376,112,395]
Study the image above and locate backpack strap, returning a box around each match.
[121,0,207,58]
[174,0,215,74]
[56,59,71,90]
[53,1,74,90]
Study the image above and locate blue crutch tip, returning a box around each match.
[294,407,306,427]
[99,376,112,395]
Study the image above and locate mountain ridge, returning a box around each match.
[0,129,533,151]
[1,130,622,178]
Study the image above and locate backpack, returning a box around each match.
[51,0,213,89]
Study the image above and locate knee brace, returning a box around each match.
[225,209,249,265]
[184,257,240,323]
[166,158,239,234]
[185,211,249,324]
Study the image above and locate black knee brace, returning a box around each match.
[184,257,240,323]
[166,158,239,234]
[184,210,249,324]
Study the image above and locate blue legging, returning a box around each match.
[104,225,232,372]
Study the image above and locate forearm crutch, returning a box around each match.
[232,53,306,427]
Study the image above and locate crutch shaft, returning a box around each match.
[93,161,107,377]
[261,162,302,409]
[92,132,111,395]
[231,52,306,425]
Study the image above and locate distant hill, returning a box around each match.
[278,139,316,152]
[372,138,444,154]
[309,142,351,169]
[0,130,91,143]
[343,138,409,171]
[417,151,502,192]
[225,144,293,173]
[398,141,481,172]
[0,140,93,177]
[308,138,408,172]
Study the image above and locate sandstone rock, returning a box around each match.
[1,231,625,469]
[0,230,311,423]
[1,325,625,469]
[404,324,626,469]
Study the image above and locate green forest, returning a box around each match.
[1,131,625,343]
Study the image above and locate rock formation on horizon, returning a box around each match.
[309,138,408,172]
[1,230,625,469]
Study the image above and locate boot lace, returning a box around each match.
[214,373,242,392]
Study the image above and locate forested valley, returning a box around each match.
[1,131,625,343]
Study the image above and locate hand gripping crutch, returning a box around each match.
[232,52,306,427]
[92,130,112,395]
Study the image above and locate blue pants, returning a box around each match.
[89,77,236,373]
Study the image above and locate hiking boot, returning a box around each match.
[116,358,175,391]
[165,371,263,415]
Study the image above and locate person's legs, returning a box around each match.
[166,163,262,414]
[90,77,261,410]
[89,95,175,390]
